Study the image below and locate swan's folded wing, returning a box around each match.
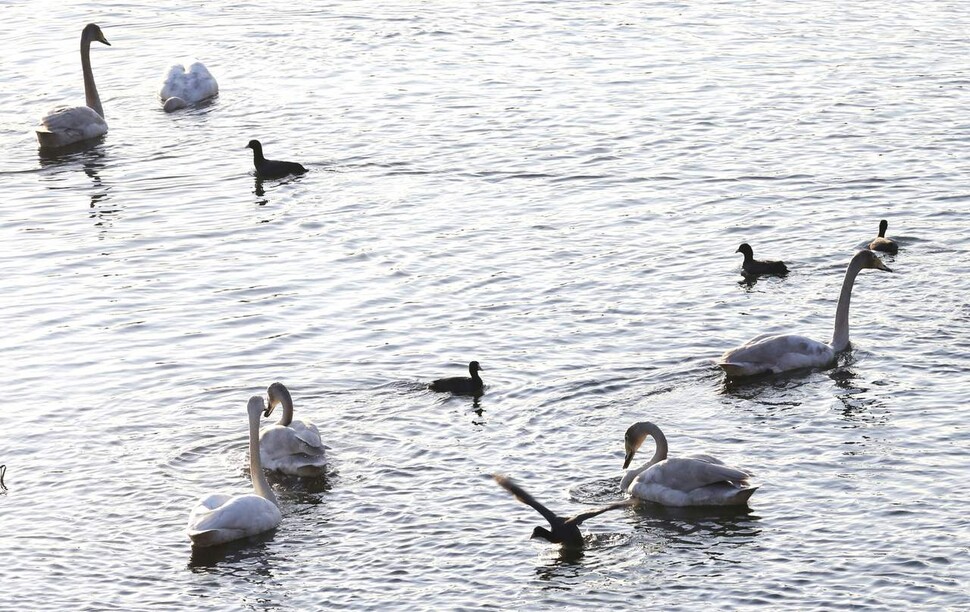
[649,457,751,492]
[188,494,279,534]
[719,334,833,374]
[288,420,324,451]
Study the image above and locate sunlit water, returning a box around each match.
[1,1,968,609]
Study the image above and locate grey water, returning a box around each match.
[1,1,968,609]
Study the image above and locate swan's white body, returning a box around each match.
[620,422,757,506]
[36,24,110,149]
[159,62,218,112]
[718,249,892,377]
[187,397,282,547]
[259,383,328,477]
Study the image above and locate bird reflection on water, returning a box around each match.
[188,529,279,569]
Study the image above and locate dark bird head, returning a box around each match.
[878,219,889,237]
[84,24,110,46]
[469,361,482,373]
[531,526,556,542]
[246,139,262,151]
[736,243,754,258]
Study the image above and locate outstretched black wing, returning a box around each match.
[566,499,635,527]
[493,474,563,528]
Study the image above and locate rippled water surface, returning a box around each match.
[2,1,969,609]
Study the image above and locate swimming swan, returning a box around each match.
[736,243,788,275]
[718,249,891,378]
[187,396,282,547]
[429,361,484,395]
[493,474,633,546]
[259,382,328,477]
[620,422,757,506]
[36,24,111,149]
[867,219,898,254]
[160,62,218,112]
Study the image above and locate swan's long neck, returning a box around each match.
[831,255,865,352]
[276,386,294,427]
[249,408,278,506]
[80,34,104,118]
[620,425,669,491]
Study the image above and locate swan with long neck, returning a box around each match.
[259,382,328,477]
[187,396,282,547]
[36,24,111,148]
[718,249,892,378]
[620,422,757,506]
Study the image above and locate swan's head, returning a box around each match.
[878,219,889,236]
[469,361,483,373]
[622,421,657,469]
[83,23,110,47]
[855,249,893,272]
[736,243,753,258]
[265,382,292,417]
[247,395,267,418]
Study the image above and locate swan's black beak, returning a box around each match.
[876,260,893,273]
[622,450,634,470]
[100,36,111,46]
[263,400,275,418]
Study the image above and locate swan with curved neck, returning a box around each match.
[620,422,757,506]
[259,382,328,477]
[187,396,282,547]
[868,219,898,254]
[36,24,111,149]
[160,62,218,112]
[718,249,892,378]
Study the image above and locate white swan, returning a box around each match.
[159,62,218,112]
[718,249,892,378]
[620,421,758,506]
[259,382,328,477]
[36,24,111,149]
[187,396,282,547]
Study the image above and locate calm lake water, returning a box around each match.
[2,1,968,609]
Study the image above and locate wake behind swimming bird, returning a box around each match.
[36,24,111,149]
[620,422,758,506]
[429,361,484,395]
[246,139,307,179]
[259,382,328,477]
[718,249,892,378]
[187,396,282,548]
[493,474,633,547]
[160,62,218,112]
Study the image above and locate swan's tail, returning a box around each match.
[732,486,759,505]
[717,361,758,378]
[188,529,229,548]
